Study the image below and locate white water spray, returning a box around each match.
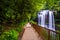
[38,10,55,31]
[38,10,56,40]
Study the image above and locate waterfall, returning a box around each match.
[38,10,56,40]
[38,10,55,30]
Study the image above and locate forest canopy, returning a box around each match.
[0,0,60,26]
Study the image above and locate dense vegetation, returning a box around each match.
[0,0,60,40]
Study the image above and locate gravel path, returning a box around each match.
[21,23,43,40]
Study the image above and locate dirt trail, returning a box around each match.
[21,23,43,40]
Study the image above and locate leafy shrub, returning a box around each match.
[30,20,37,24]
[16,20,28,32]
[16,26,23,32]
[0,25,4,35]
[0,30,19,40]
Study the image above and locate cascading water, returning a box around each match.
[38,10,55,40]
[38,10,55,30]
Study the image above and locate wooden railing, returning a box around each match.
[30,23,60,40]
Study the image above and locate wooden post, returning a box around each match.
[48,30,50,40]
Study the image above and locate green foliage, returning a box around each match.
[0,30,19,40]
[0,0,60,30]
[45,0,60,10]
[15,20,28,32]
[30,20,37,24]
[0,25,4,35]
[1,0,60,26]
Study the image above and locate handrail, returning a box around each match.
[30,23,60,34]
[41,26,60,34]
[30,23,60,40]
[40,25,60,40]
